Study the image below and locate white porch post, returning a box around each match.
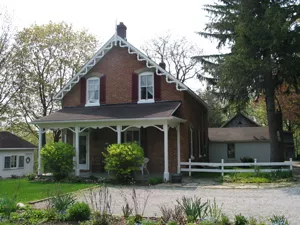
[163,124,169,181]
[177,124,181,174]
[38,127,43,175]
[75,126,80,176]
[117,125,122,144]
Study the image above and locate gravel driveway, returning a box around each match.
[75,184,300,225]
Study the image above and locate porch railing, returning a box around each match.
[180,158,293,176]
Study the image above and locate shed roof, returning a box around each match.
[0,131,36,149]
[209,127,270,143]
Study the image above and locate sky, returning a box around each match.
[1,0,222,91]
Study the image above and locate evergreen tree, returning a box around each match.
[196,0,300,161]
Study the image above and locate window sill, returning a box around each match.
[85,103,100,107]
[137,99,155,104]
[3,167,23,171]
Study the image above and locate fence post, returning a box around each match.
[189,158,191,177]
[290,158,293,171]
[221,159,224,177]
[254,158,257,175]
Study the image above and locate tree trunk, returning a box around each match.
[265,74,283,161]
[53,130,61,142]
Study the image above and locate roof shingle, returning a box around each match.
[209,127,270,142]
[0,131,37,149]
[33,101,181,123]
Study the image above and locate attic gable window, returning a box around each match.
[86,77,100,106]
[138,72,154,103]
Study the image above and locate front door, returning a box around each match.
[79,133,89,170]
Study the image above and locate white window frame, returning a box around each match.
[86,77,100,107]
[124,128,141,145]
[138,71,155,104]
[3,155,24,170]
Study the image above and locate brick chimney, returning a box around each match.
[117,22,127,40]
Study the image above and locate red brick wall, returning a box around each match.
[63,46,183,107]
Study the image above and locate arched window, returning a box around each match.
[86,77,100,106]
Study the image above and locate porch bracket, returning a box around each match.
[163,123,170,181]
[75,126,80,176]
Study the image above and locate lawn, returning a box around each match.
[0,178,98,202]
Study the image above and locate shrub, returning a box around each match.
[148,177,163,185]
[235,214,248,225]
[176,196,208,223]
[103,142,144,182]
[0,196,17,218]
[48,187,75,213]
[27,173,36,181]
[41,142,75,180]
[67,202,91,221]
[20,209,56,224]
[269,215,289,225]
[240,157,254,163]
[220,214,231,225]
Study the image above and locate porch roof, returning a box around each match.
[33,101,182,124]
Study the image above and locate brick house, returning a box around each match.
[33,23,208,181]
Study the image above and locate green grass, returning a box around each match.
[223,170,293,183]
[0,178,97,202]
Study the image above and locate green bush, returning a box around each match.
[240,157,254,163]
[67,202,91,221]
[220,214,231,225]
[26,173,36,181]
[41,142,75,180]
[148,177,163,185]
[176,196,208,223]
[269,215,289,225]
[235,214,248,225]
[48,188,75,213]
[103,142,144,182]
[0,196,17,218]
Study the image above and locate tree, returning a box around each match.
[0,9,19,122]
[198,88,227,127]
[196,0,300,161]
[11,22,99,143]
[142,33,202,83]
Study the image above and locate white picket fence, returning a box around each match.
[180,158,293,176]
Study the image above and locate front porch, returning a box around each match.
[36,118,184,181]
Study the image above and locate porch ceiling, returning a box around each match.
[32,101,184,127]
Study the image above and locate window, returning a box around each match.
[227,144,235,159]
[124,128,140,145]
[138,72,154,103]
[19,156,25,168]
[4,155,18,169]
[4,156,10,169]
[86,77,100,106]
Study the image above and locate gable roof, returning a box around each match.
[54,33,208,109]
[209,127,270,143]
[0,131,37,149]
[33,101,182,124]
[221,112,261,128]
